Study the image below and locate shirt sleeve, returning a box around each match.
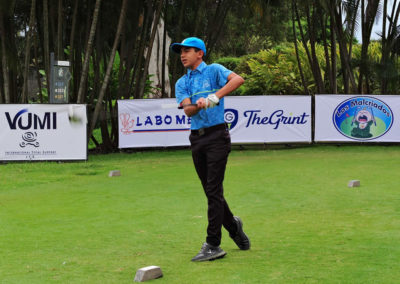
[212,63,232,88]
[175,77,190,104]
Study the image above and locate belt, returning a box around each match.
[191,123,227,136]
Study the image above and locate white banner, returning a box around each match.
[118,99,191,148]
[226,96,311,143]
[315,95,400,142]
[0,104,87,161]
[118,96,312,148]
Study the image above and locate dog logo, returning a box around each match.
[332,96,393,140]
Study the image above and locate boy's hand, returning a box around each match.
[197,94,219,109]
[205,94,219,108]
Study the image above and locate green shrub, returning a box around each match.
[214,57,242,72]
[215,41,389,96]
[237,43,321,95]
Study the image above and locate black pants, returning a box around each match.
[189,124,237,247]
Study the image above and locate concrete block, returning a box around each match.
[134,266,163,282]
[108,170,121,177]
[348,180,360,187]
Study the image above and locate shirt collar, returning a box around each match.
[187,61,207,76]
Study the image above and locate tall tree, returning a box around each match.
[0,0,16,103]
[328,0,358,93]
[138,0,164,98]
[88,0,128,145]
[358,0,380,93]
[22,0,37,103]
[291,0,308,95]
[56,0,63,59]
[293,0,325,94]
[43,0,51,98]
[380,0,400,94]
[76,0,102,103]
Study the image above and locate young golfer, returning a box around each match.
[171,37,250,262]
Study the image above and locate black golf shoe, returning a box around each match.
[191,242,227,262]
[230,216,251,250]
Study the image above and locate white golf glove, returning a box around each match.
[205,94,219,109]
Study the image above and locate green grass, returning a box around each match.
[1,145,399,283]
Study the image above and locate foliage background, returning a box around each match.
[1,0,400,151]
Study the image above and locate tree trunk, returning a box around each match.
[88,0,128,143]
[330,17,337,94]
[321,15,333,93]
[291,0,308,95]
[294,2,316,92]
[205,0,230,60]
[307,3,325,93]
[68,0,78,64]
[43,0,51,100]
[170,0,186,97]
[358,0,379,93]
[77,0,102,103]
[380,0,400,93]
[330,3,357,93]
[161,0,167,97]
[68,0,78,100]
[22,0,37,103]
[138,0,164,99]
[0,52,3,103]
[133,5,152,99]
[57,0,63,59]
[0,11,10,103]
[33,32,43,103]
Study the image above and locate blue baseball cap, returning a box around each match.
[171,37,206,55]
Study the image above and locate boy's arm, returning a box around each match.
[197,72,244,109]
[216,72,245,99]
[182,98,201,117]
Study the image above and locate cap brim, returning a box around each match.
[170,42,206,55]
[171,43,185,54]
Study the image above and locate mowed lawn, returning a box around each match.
[0,145,399,283]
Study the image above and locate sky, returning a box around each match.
[355,0,396,42]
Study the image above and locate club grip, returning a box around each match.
[178,103,197,109]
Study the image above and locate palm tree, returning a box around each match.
[293,0,325,94]
[77,0,102,103]
[380,0,400,94]
[22,0,37,103]
[56,0,63,60]
[0,0,16,103]
[138,0,164,98]
[291,0,309,95]
[88,0,129,146]
[43,0,51,99]
[0,9,10,103]
[358,0,380,93]
[327,0,358,93]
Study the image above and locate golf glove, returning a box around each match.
[205,93,219,109]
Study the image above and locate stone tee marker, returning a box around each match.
[348,180,360,187]
[134,266,163,282]
[108,170,121,177]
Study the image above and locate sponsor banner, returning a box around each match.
[118,99,192,148]
[0,104,87,161]
[315,95,400,142]
[226,96,311,143]
[118,96,312,148]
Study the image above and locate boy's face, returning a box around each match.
[180,47,203,70]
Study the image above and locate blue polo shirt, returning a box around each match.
[175,62,232,130]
